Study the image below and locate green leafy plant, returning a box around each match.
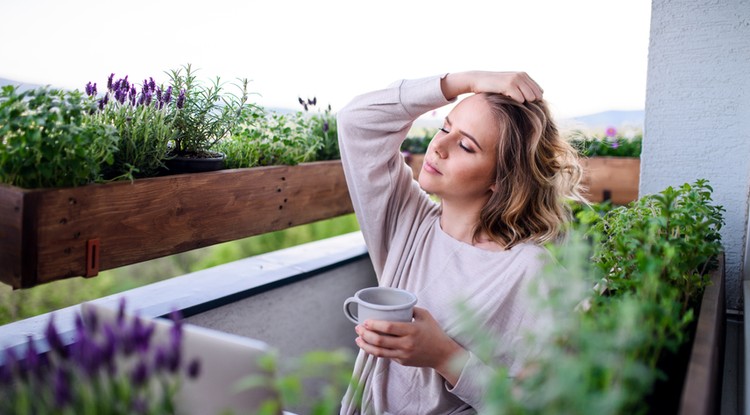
[234,348,357,415]
[457,179,724,414]
[568,129,642,158]
[85,74,174,180]
[0,299,200,415]
[401,128,436,154]
[296,98,339,161]
[167,63,254,158]
[217,110,322,168]
[0,86,119,188]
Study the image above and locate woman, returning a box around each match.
[337,71,583,414]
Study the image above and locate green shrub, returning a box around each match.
[0,86,119,188]
[461,179,724,414]
[568,130,642,158]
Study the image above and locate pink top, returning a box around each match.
[337,74,548,414]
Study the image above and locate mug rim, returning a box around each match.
[354,287,417,311]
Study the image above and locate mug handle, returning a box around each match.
[343,297,359,324]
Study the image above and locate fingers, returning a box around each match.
[509,72,544,103]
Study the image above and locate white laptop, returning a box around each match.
[81,302,287,415]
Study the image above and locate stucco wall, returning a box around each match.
[642,0,750,310]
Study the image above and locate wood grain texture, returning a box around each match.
[0,186,28,287]
[2,161,354,288]
[579,157,641,204]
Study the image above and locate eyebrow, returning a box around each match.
[445,117,483,151]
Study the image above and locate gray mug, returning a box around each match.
[343,287,417,324]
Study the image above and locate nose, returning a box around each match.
[432,135,447,159]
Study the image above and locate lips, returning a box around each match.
[422,160,442,175]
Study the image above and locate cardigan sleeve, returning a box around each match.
[336,75,452,281]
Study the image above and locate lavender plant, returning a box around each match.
[0,299,200,415]
[298,97,339,161]
[85,73,175,179]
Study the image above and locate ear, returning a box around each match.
[489,183,497,193]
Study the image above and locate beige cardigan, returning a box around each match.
[337,75,548,414]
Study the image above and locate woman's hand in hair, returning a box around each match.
[441,71,544,103]
[354,307,469,386]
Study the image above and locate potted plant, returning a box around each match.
[163,63,253,174]
[569,127,643,205]
[0,85,119,189]
[85,74,174,180]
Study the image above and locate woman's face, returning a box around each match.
[418,94,499,203]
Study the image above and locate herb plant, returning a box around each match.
[85,74,174,179]
[167,64,253,158]
[457,179,724,415]
[298,97,339,161]
[217,110,322,168]
[0,86,119,188]
[568,130,642,158]
[0,299,200,415]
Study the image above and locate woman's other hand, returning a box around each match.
[441,71,543,103]
[354,307,469,385]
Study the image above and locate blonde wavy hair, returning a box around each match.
[475,93,585,249]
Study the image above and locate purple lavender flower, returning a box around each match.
[107,73,115,91]
[53,367,71,407]
[605,126,617,138]
[155,87,162,103]
[45,315,68,358]
[122,75,130,92]
[24,336,41,376]
[323,121,329,133]
[611,141,620,149]
[176,89,185,109]
[85,82,96,97]
[164,86,173,105]
[298,97,305,106]
[154,346,168,371]
[117,297,127,326]
[149,77,156,92]
[303,103,309,111]
[130,359,149,386]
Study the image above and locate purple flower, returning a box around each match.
[176,89,185,109]
[154,346,168,371]
[611,141,620,149]
[117,297,127,326]
[155,87,162,103]
[24,336,41,376]
[149,77,156,93]
[130,360,149,386]
[53,367,71,407]
[85,82,97,97]
[605,126,617,137]
[163,86,173,104]
[107,73,115,91]
[323,121,329,133]
[131,397,148,414]
[122,75,129,92]
[298,97,305,106]
[45,315,68,358]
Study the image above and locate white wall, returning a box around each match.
[641,0,750,310]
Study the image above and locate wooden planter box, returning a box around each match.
[678,253,725,415]
[579,157,640,204]
[0,161,353,289]
[407,154,640,205]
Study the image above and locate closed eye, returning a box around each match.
[459,142,475,153]
[439,127,449,134]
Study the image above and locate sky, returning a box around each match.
[0,0,651,120]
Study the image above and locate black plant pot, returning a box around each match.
[162,151,226,175]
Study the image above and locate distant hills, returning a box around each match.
[566,110,644,130]
[0,77,644,131]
